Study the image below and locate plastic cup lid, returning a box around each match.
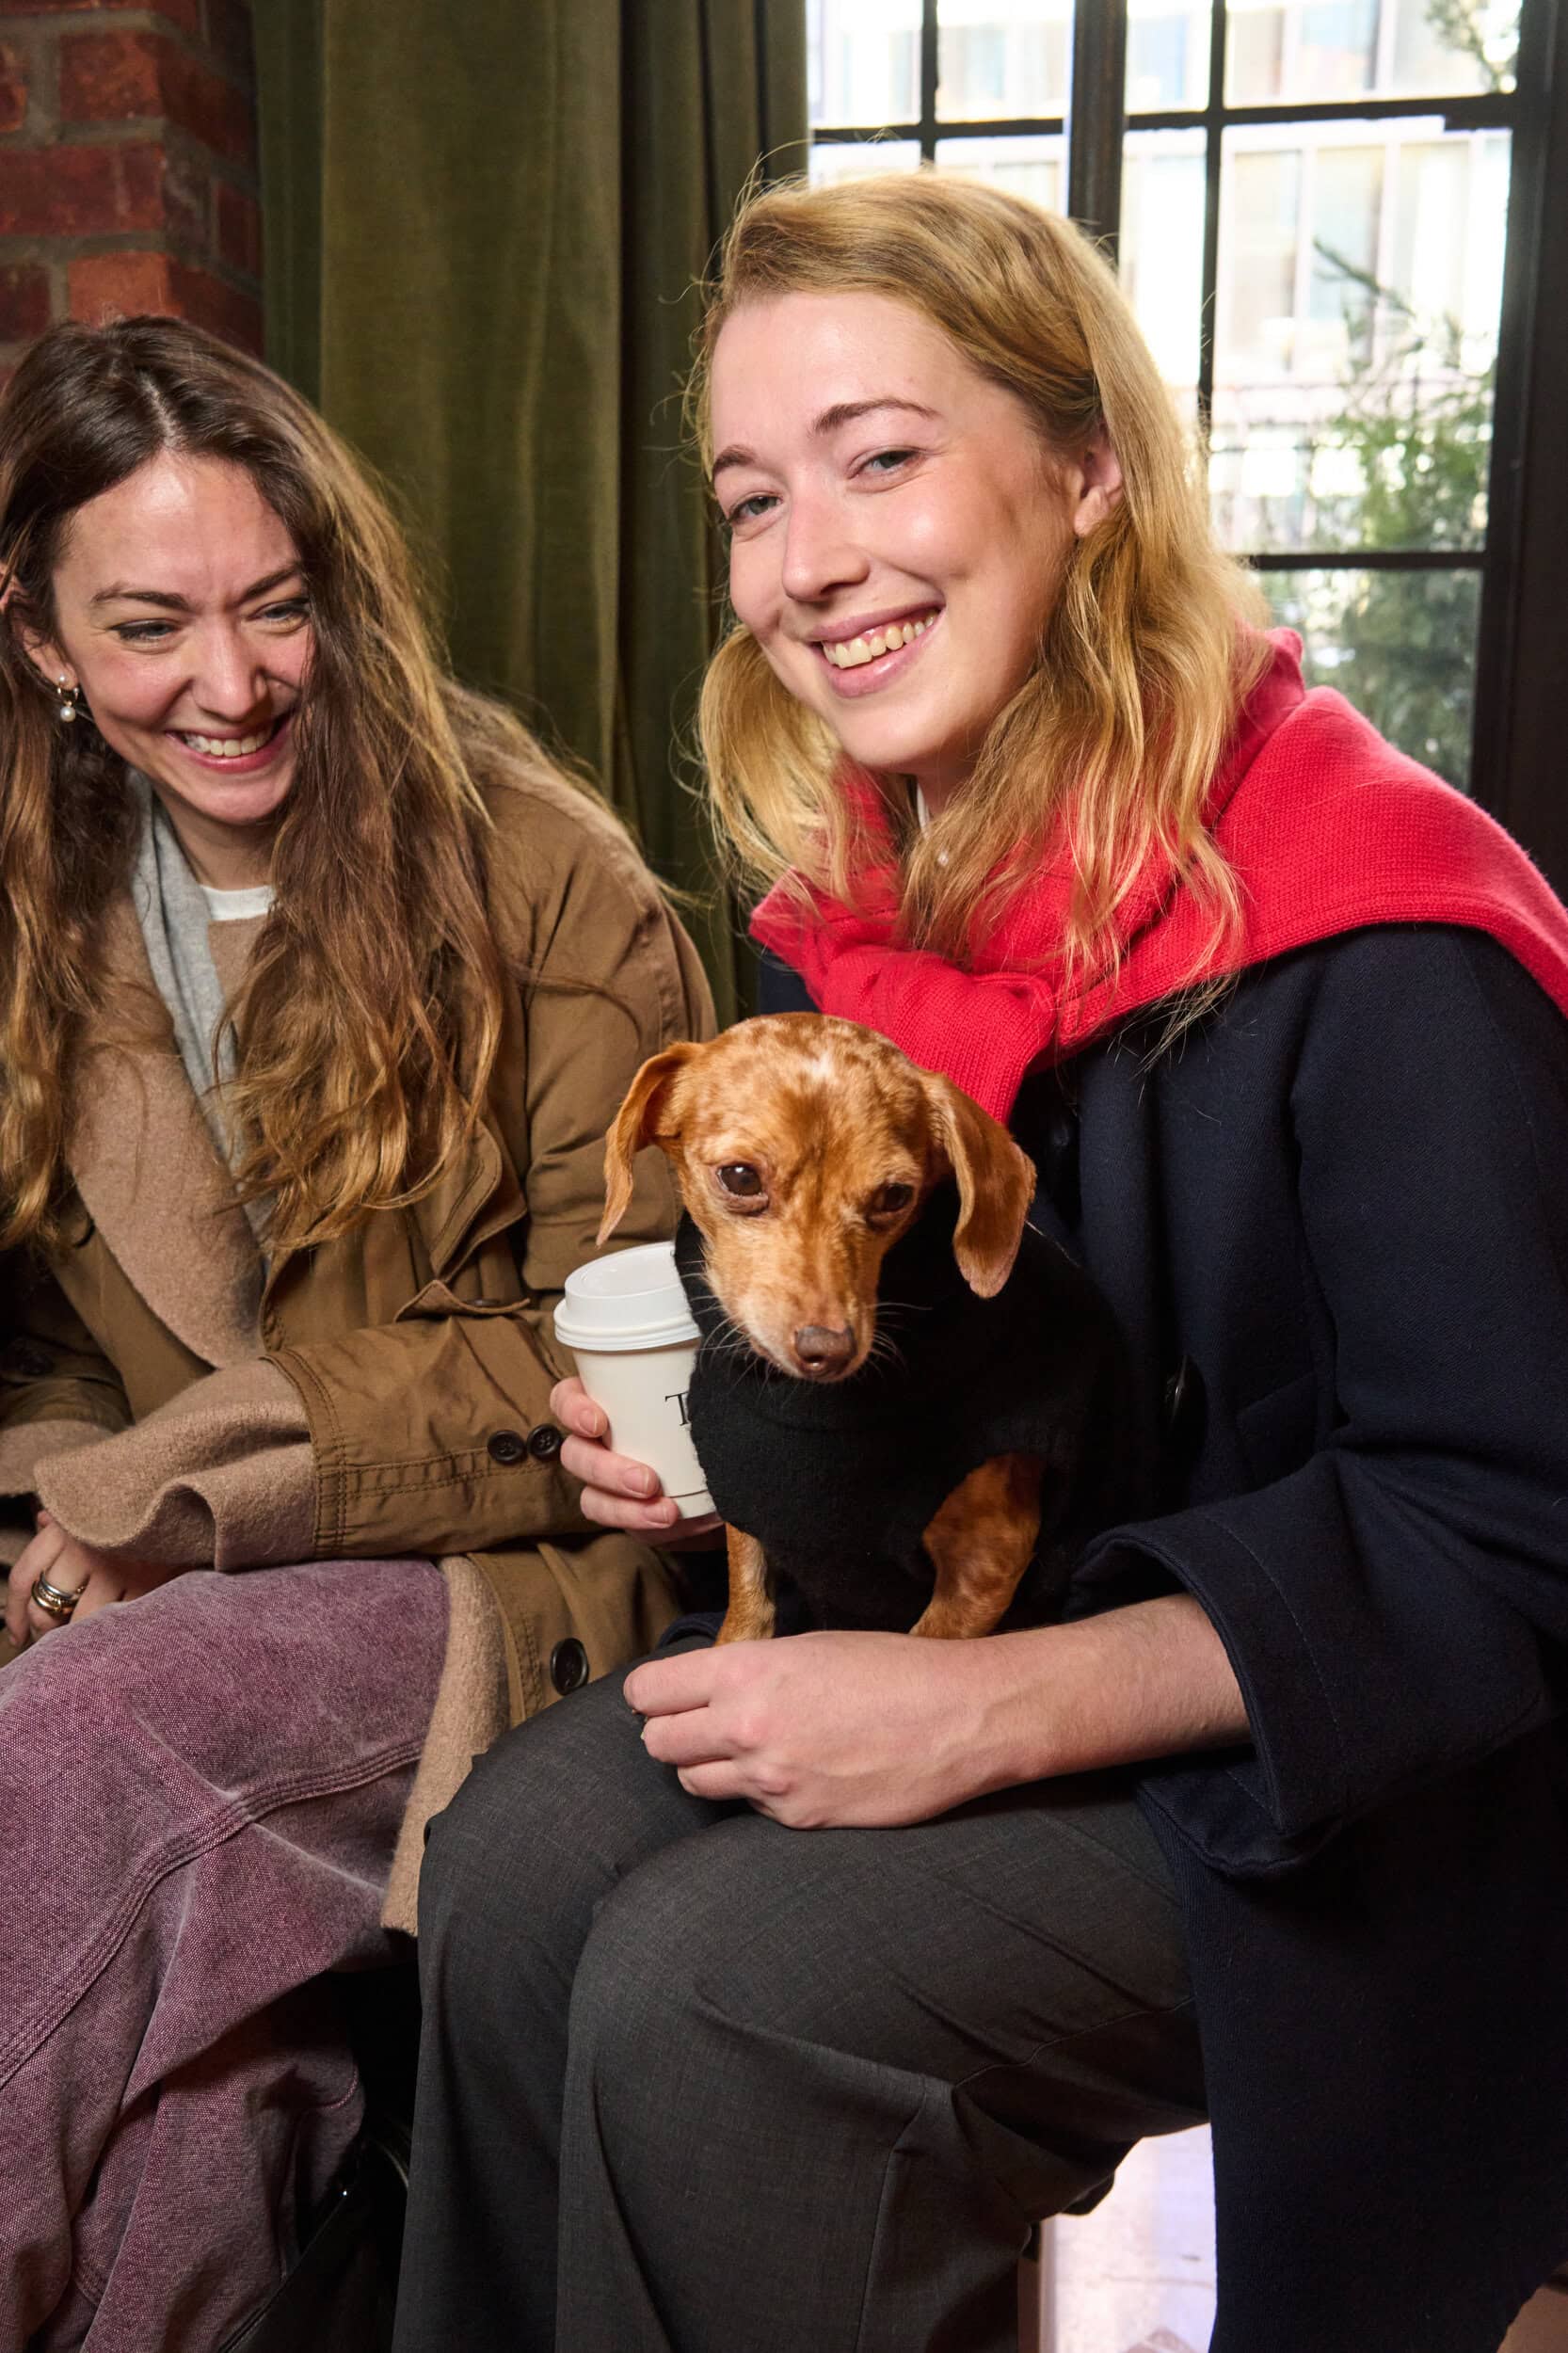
[553,1240,701,1353]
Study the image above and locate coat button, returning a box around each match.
[487,1428,526,1465]
[526,1422,564,1462]
[550,1638,589,1695]
[1162,1355,1208,1457]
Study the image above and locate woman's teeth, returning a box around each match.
[179,724,276,759]
[822,612,938,669]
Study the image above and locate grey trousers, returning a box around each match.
[394,1656,1208,2353]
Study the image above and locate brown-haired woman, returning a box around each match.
[0,313,712,2348]
[396,175,1568,2353]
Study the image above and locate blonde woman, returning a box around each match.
[397,177,1568,2353]
[0,315,711,2349]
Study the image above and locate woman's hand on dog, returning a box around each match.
[551,1376,723,1542]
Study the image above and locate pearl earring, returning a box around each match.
[55,673,82,725]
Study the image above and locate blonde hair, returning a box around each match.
[0,315,522,1255]
[691,171,1268,984]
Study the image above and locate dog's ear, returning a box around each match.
[920,1071,1037,1297]
[598,1043,700,1243]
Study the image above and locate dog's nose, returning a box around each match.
[792,1323,856,1378]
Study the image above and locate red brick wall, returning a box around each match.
[0,0,260,381]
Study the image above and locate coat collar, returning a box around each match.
[67,894,264,1369]
[68,896,527,1358]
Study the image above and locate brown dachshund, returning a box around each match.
[598,1013,1072,1647]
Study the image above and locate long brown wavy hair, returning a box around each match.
[691,172,1269,985]
[0,314,518,1255]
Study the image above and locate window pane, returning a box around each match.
[934,132,1066,211]
[1258,566,1480,787]
[1127,0,1211,111]
[808,136,925,185]
[808,0,922,128]
[1210,121,1507,553]
[1121,129,1206,415]
[1225,0,1519,104]
[936,0,1071,121]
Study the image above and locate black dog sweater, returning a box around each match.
[673,1191,1141,1634]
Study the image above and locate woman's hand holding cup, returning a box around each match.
[551,1375,720,1540]
[552,1240,721,1543]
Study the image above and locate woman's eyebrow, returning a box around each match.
[712,398,939,480]
[811,396,938,438]
[88,565,304,610]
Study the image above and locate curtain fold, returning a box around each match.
[256,2,808,1018]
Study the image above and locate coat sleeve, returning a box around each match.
[266,804,715,1563]
[1078,928,1568,1876]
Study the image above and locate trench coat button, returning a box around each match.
[1,1340,52,1379]
[525,1422,564,1462]
[487,1428,527,1465]
[550,1638,590,1695]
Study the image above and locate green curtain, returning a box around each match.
[254,1,808,1019]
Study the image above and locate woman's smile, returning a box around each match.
[810,605,942,689]
[168,706,295,775]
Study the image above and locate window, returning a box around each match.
[807,1,1069,201]
[807,0,1562,831]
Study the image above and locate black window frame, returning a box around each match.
[810,0,1568,891]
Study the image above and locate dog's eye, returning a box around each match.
[717,1163,764,1199]
[867,1182,914,1222]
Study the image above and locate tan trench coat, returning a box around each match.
[0,755,714,1925]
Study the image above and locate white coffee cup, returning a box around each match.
[553,1241,714,1519]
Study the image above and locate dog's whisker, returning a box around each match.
[706,1315,797,1386]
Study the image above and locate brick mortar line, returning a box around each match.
[0,21,59,143]
[0,11,255,105]
[0,227,260,296]
[0,22,259,175]
[48,110,254,160]
[10,115,261,190]
[161,114,257,191]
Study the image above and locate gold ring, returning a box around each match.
[30,1572,86,1623]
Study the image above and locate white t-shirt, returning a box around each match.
[200,882,276,922]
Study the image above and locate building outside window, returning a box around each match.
[806,0,1527,795]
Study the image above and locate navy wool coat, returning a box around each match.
[762,922,1568,2353]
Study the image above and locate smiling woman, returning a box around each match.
[393,172,1568,2353]
[689,173,1263,993]
[0,316,712,2349]
[0,317,522,1258]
